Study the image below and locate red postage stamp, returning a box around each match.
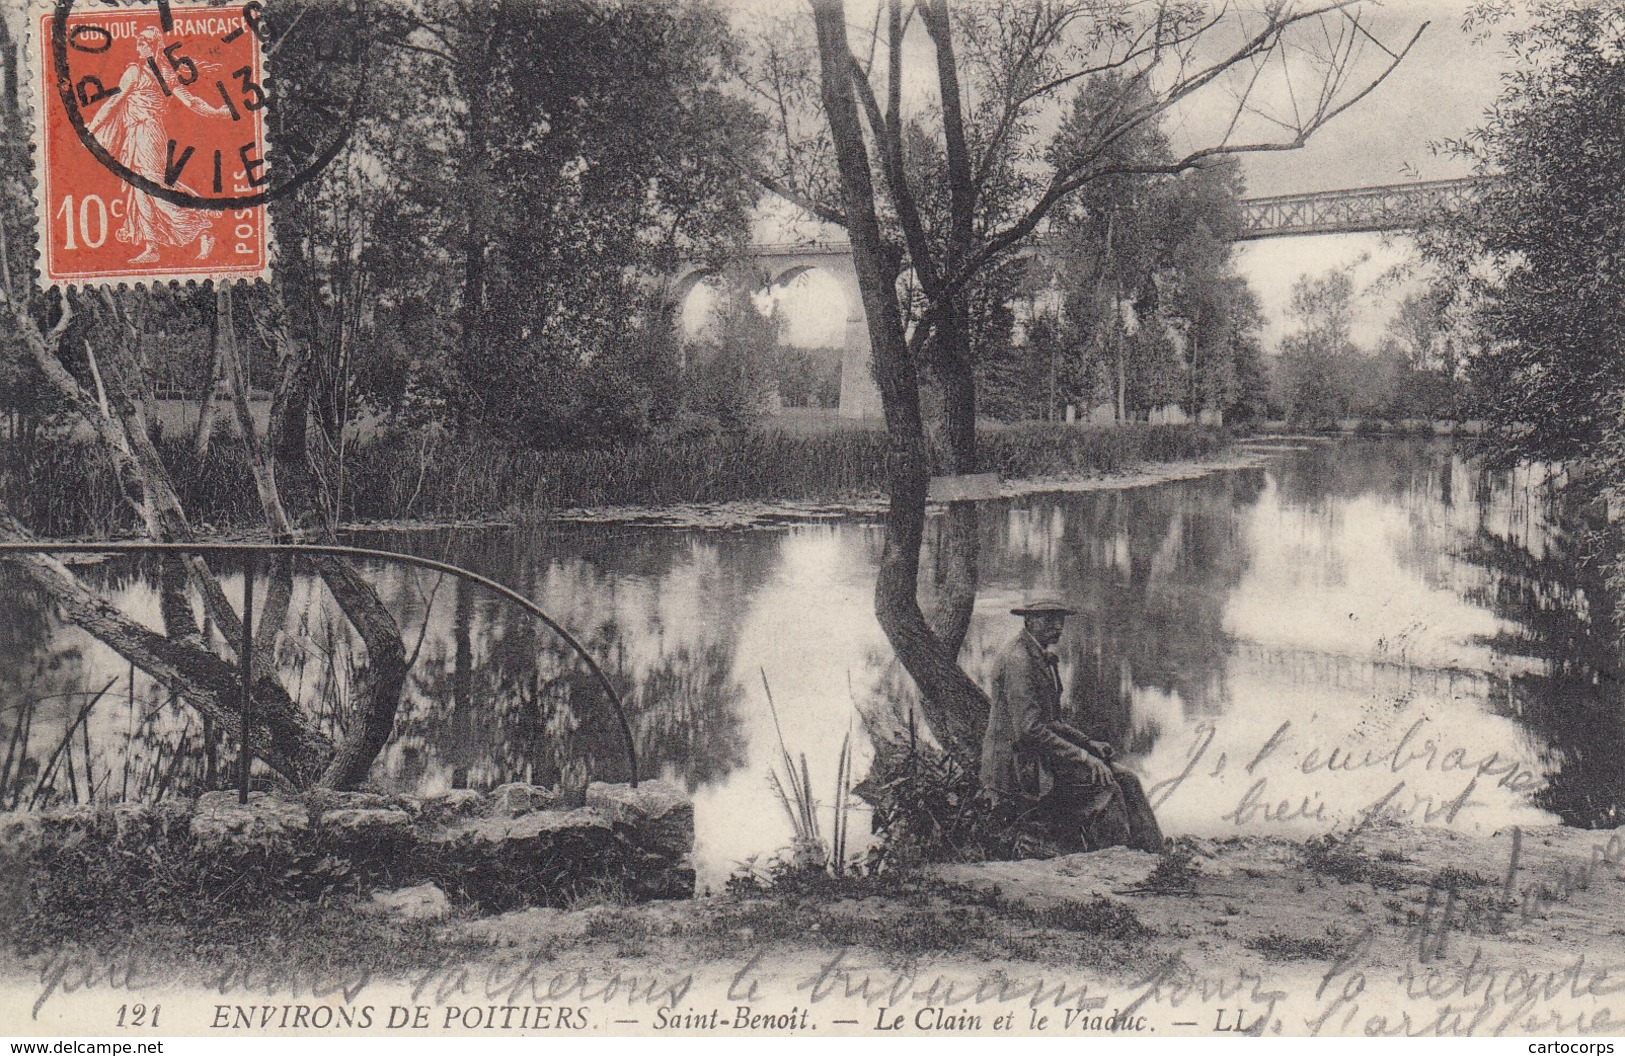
[28,0,272,287]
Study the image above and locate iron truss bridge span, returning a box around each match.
[1234,177,1490,240]
[733,176,1492,260]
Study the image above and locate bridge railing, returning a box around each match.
[0,540,639,802]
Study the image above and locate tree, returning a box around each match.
[1227,331,1271,424]
[0,0,777,789]
[0,13,63,444]
[680,277,784,433]
[1041,88,1259,423]
[1276,269,1359,426]
[372,0,765,450]
[755,0,1423,754]
[1419,1,1625,468]
[1390,286,1449,373]
[0,0,779,788]
[1382,287,1462,419]
[978,307,1067,422]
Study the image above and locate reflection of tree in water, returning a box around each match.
[1459,498,1625,827]
[933,470,1263,757]
[1329,439,1625,827]
[0,568,80,803]
[389,527,760,794]
[1270,439,1447,509]
[3,525,764,802]
[1059,472,1263,751]
[0,562,239,806]
[626,643,748,790]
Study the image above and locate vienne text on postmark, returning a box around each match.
[25,0,271,287]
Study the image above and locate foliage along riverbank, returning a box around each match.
[1,422,1226,539]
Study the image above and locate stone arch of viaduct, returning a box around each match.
[670,242,882,419]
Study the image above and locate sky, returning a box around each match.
[694,0,1521,352]
[1226,0,1513,349]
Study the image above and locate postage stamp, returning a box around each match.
[26,0,271,287]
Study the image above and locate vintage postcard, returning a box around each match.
[1,0,1623,1045]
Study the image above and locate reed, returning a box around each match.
[27,676,117,808]
[2,422,1227,535]
[760,669,857,876]
[346,422,1224,522]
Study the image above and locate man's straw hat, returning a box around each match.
[1010,594,1078,617]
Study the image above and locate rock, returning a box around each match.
[0,812,43,855]
[441,806,614,846]
[112,803,157,843]
[586,780,694,858]
[191,791,309,845]
[152,797,194,834]
[367,883,449,922]
[319,808,413,835]
[38,804,104,836]
[487,783,563,817]
[462,906,585,946]
[418,788,483,823]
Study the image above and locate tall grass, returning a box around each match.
[760,670,856,877]
[0,436,260,538]
[2,422,1227,536]
[349,421,1225,522]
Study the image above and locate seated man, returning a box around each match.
[980,595,1163,852]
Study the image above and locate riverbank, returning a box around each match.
[0,422,1228,538]
[350,447,1283,532]
[7,820,1622,1037]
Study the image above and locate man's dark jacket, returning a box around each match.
[980,632,1103,801]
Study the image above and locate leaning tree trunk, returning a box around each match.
[812,0,986,756]
[924,298,980,661]
[0,515,336,787]
[0,277,404,790]
[1,290,340,783]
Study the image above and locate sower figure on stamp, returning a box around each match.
[84,28,227,264]
[980,596,1163,852]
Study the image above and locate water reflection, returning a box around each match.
[3,440,1622,883]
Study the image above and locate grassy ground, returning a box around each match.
[9,821,1622,1022]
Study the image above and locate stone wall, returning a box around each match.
[0,780,693,921]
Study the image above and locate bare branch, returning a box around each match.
[386,38,457,64]
[1016,4,1225,112]
[961,13,1429,288]
[848,44,938,291]
[751,169,849,228]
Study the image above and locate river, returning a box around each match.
[3,438,1621,887]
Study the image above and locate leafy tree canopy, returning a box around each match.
[1422,1,1625,467]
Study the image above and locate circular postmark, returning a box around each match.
[48,0,369,210]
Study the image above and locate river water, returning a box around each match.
[3,439,1621,886]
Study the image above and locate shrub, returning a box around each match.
[857,732,1061,869]
[1300,833,1413,890]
